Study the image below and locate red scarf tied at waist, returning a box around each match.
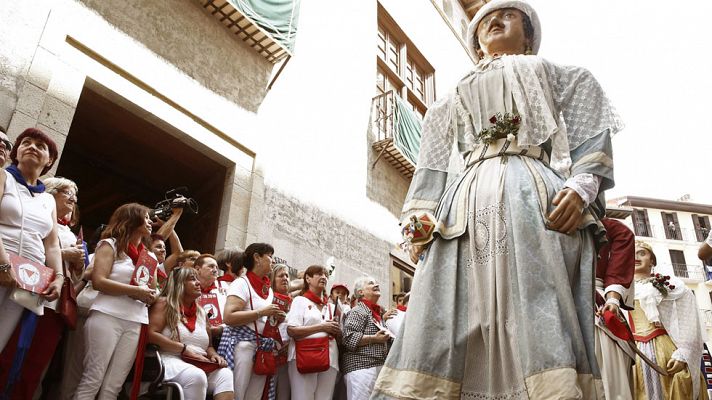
[302,290,328,306]
[397,305,407,312]
[246,271,271,299]
[180,302,198,332]
[360,299,382,322]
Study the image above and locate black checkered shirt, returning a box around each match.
[340,302,390,375]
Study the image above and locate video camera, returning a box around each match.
[150,187,199,220]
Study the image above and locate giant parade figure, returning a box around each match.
[370,1,623,398]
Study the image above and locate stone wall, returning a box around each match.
[257,185,393,301]
[78,0,272,113]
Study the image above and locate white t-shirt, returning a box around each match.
[0,170,54,264]
[90,239,150,324]
[226,277,273,333]
[286,296,339,370]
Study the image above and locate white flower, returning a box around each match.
[506,133,516,142]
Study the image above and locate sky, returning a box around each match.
[525,0,712,204]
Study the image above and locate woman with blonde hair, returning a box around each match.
[43,176,92,399]
[270,264,292,400]
[74,203,158,399]
[148,266,233,399]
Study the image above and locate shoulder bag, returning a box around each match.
[295,301,331,374]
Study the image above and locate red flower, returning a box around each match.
[669,285,675,289]
[512,115,521,124]
[489,115,498,124]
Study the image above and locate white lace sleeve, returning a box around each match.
[564,174,601,207]
[658,289,704,396]
[544,61,624,149]
[416,96,454,172]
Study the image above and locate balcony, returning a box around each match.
[197,0,299,63]
[671,263,707,282]
[633,223,701,243]
[370,91,422,179]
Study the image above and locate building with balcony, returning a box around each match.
[608,196,712,343]
[0,0,473,306]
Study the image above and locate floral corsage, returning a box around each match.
[478,112,521,144]
[640,273,675,297]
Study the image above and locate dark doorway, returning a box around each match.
[55,82,227,253]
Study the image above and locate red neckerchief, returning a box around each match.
[57,218,70,226]
[397,305,407,312]
[180,302,197,332]
[218,274,236,283]
[127,243,145,266]
[274,292,292,305]
[246,271,270,299]
[302,290,327,306]
[360,299,382,322]
[157,268,168,280]
[201,281,217,294]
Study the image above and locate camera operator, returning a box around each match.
[149,195,186,277]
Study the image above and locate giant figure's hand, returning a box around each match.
[409,244,425,264]
[666,359,687,375]
[548,188,585,235]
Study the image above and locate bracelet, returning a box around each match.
[55,273,65,279]
[181,343,187,355]
[604,297,621,307]
[256,310,261,319]
[0,263,10,273]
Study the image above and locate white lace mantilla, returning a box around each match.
[415,56,622,177]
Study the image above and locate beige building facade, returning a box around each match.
[0,0,473,306]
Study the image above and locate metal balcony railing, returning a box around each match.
[370,90,416,179]
[633,223,701,243]
[671,263,706,281]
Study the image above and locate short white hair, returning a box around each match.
[353,276,377,299]
[44,177,78,196]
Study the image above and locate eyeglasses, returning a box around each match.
[58,189,77,200]
[0,138,12,153]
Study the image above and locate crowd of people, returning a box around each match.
[0,127,409,400]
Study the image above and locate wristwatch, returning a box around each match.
[0,263,11,273]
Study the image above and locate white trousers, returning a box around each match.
[594,326,634,400]
[60,315,87,400]
[276,364,291,400]
[287,361,338,400]
[167,362,233,399]
[233,341,267,400]
[344,366,381,400]
[74,311,141,400]
[0,286,25,352]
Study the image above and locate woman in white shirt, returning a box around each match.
[74,203,159,399]
[220,242,284,400]
[148,266,233,399]
[0,128,63,398]
[287,265,341,400]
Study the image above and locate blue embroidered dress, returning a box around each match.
[371,55,622,400]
